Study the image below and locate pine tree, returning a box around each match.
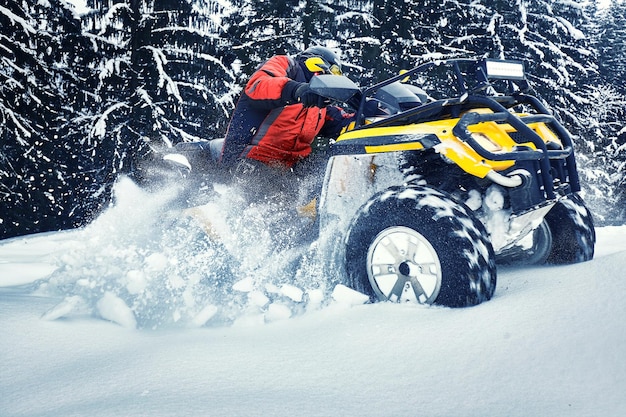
[596,0,626,94]
[583,0,626,221]
[223,0,303,72]
[0,0,100,238]
[329,0,377,80]
[82,0,238,187]
[2,0,623,239]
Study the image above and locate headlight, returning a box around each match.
[470,132,503,152]
[484,60,525,80]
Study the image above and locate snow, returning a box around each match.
[0,5,37,35]
[1,181,626,416]
[90,101,129,140]
[63,0,90,16]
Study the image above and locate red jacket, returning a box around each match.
[221,55,353,168]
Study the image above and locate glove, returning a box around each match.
[294,83,328,107]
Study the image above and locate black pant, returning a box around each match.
[231,158,323,249]
[232,156,326,204]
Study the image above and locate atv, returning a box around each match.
[162,58,596,308]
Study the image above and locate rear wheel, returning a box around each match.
[545,193,595,264]
[345,186,497,307]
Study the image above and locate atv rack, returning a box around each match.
[344,58,581,199]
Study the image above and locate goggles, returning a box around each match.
[305,57,342,76]
[327,63,343,76]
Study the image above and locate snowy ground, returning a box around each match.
[1,182,625,416]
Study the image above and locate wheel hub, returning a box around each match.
[366,226,442,304]
[398,261,412,276]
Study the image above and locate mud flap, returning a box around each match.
[496,202,555,255]
[318,154,404,228]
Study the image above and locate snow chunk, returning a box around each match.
[232,277,254,292]
[465,189,482,211]
[124,270,147,294]
[96,292,137,329]
[332,285,369,306]
[485,185,505,211]
[41,296,86,321]
[248,291,270,308]
[280,284,304,302]
[265,303,292,322]
[189,304,218,328]
[145,253,168,272]
[306,289,325,310]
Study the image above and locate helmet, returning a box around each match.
[297,46,343,76]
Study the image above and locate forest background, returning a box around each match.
[1,0,625,240]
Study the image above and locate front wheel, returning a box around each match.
[345,186,497,307]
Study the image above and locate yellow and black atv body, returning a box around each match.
[315,58,595,307]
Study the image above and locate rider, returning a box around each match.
[220,46,354,200]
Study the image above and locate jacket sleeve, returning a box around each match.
[318,106,355,138]
[244,55,302,110]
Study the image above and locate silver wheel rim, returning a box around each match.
[366,226,442,304]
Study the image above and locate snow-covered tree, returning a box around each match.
[2,0,624,239]
[0,0,100,238]
[596,0,626,94]
[575,83,626,221]
[82,0,238,187]
[222,0,302,73]
[581,0,626,221]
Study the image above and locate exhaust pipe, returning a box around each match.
[485,169,530,188]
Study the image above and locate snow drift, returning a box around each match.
[1,177,625,416]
